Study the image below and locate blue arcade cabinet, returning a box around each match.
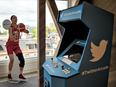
[43,2,114,87]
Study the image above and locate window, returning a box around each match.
[0,45,3,51]
[29,44,35,49]
[55,0,68,10]
[0,0,37,60]
[46,0,68,56]
[0,0,69,60]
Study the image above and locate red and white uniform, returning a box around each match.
[6,25,22,55]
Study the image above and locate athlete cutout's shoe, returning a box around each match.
[19,74,26,81]
[8,74,12,79]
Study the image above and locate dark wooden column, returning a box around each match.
[37,0,45,87]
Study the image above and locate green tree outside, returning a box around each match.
[31,27,37,39]
[26,26,29,30]
[46,26,50,38]
[46,26,58,38]
[2,30,8,35]
[46,32,48,38]
[50,27,57,33]
[46,26,57,32]
[31,26,58,38]
[46,26,50,30]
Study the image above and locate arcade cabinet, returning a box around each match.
[43,2,114,87]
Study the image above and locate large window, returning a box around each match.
[0,0,68,60]
[0,0,37,60]
[46,0,68,57]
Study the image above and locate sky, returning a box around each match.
[0,0,67,28]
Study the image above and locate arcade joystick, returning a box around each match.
[51,58,53,61]
[62,65,64,70]
[51,58,58,64]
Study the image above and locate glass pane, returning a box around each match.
[55,0,68,10]
[46,0,68,59]
[0,0,37,60]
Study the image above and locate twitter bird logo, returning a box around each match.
[60,13,64,18]
[90,40,108,62]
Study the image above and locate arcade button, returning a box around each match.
[65,72,68,74]
[53,65,58,68]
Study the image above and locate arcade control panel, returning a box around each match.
[43,57,79,78]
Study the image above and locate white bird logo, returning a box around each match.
[90,40,108,62]
[60,13,64,18]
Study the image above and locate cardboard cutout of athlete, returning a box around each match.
[5,15,29,83]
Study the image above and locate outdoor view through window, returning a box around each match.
[0,0,68,60]
[46,1,68,58]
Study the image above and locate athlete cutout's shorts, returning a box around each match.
[6,44,22,55]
